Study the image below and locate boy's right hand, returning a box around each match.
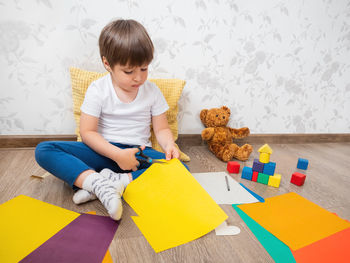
[114,147,144,171]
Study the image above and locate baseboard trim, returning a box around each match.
[0,135,77,148]
[0,133,349,148]
[177,133,350,146]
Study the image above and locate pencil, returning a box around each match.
[225,175,230,191]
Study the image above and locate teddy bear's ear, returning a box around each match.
[200,109,208,125]
[221,106,231,116]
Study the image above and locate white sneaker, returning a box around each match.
[82,173,124,220]
[72,169,129,205]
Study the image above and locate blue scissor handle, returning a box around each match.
[135,147,153,166]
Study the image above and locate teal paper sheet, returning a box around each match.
[233,205,296,263]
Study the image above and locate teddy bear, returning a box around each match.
[200,106,253,162]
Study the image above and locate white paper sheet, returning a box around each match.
[192,172,259,204]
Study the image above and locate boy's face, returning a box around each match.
[105,59,149,92]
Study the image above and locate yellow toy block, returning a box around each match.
[258,144,272,163]
[259,153,270,163]
[268,174,281,188]
[258,144,273,154]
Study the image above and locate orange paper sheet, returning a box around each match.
[238,192,350,250]
[292,227,350,263]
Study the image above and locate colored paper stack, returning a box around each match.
[0,195,118,263]
[233,192,350,263]
[241,144,281,188]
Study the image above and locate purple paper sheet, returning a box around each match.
[20,213,119,263]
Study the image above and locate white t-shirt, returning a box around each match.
[80,73,169,146]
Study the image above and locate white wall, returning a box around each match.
[1,0,350,135]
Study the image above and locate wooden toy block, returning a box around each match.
[227,161,240,173]
[241,167,253,180]
[263,162,276,175]
[268,174,281,188]
[258,144,273,163]
[257,173,270,185]
[259,153,270,163]
[297,158,309,170]
[252,159,264,173]
[252,171,259,182]
[258,144,273,154]
[291,172,306,186]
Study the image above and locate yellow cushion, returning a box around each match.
[69,67,190,162]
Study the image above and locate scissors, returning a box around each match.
[135,146,167,166]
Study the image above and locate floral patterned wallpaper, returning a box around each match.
[1,0,350,135]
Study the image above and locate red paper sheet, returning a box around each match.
[292,227,350,263]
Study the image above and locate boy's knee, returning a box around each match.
[35,141,53,152]
[35,141,54,162]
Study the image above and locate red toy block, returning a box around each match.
[227,161,240,173]
[291,172,306,186]
[252,171,259,182]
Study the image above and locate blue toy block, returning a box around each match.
[241,167,253,180]
[297,158,309,170]
[263,162,276,175]
[252,159,264,173]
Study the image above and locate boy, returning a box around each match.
[35,19,180,220]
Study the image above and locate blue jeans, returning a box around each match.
[35,141,185,188]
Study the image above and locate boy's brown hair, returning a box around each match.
[99,19,154,68]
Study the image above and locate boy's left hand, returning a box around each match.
[165,143,180,160]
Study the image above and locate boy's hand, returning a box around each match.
[115,146,145,171]
[165,143,180,160]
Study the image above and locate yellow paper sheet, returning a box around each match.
[238,192,350,250]
[0,195,79,263]
[123,158,228,252]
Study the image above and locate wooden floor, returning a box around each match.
[1,142,350,262]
